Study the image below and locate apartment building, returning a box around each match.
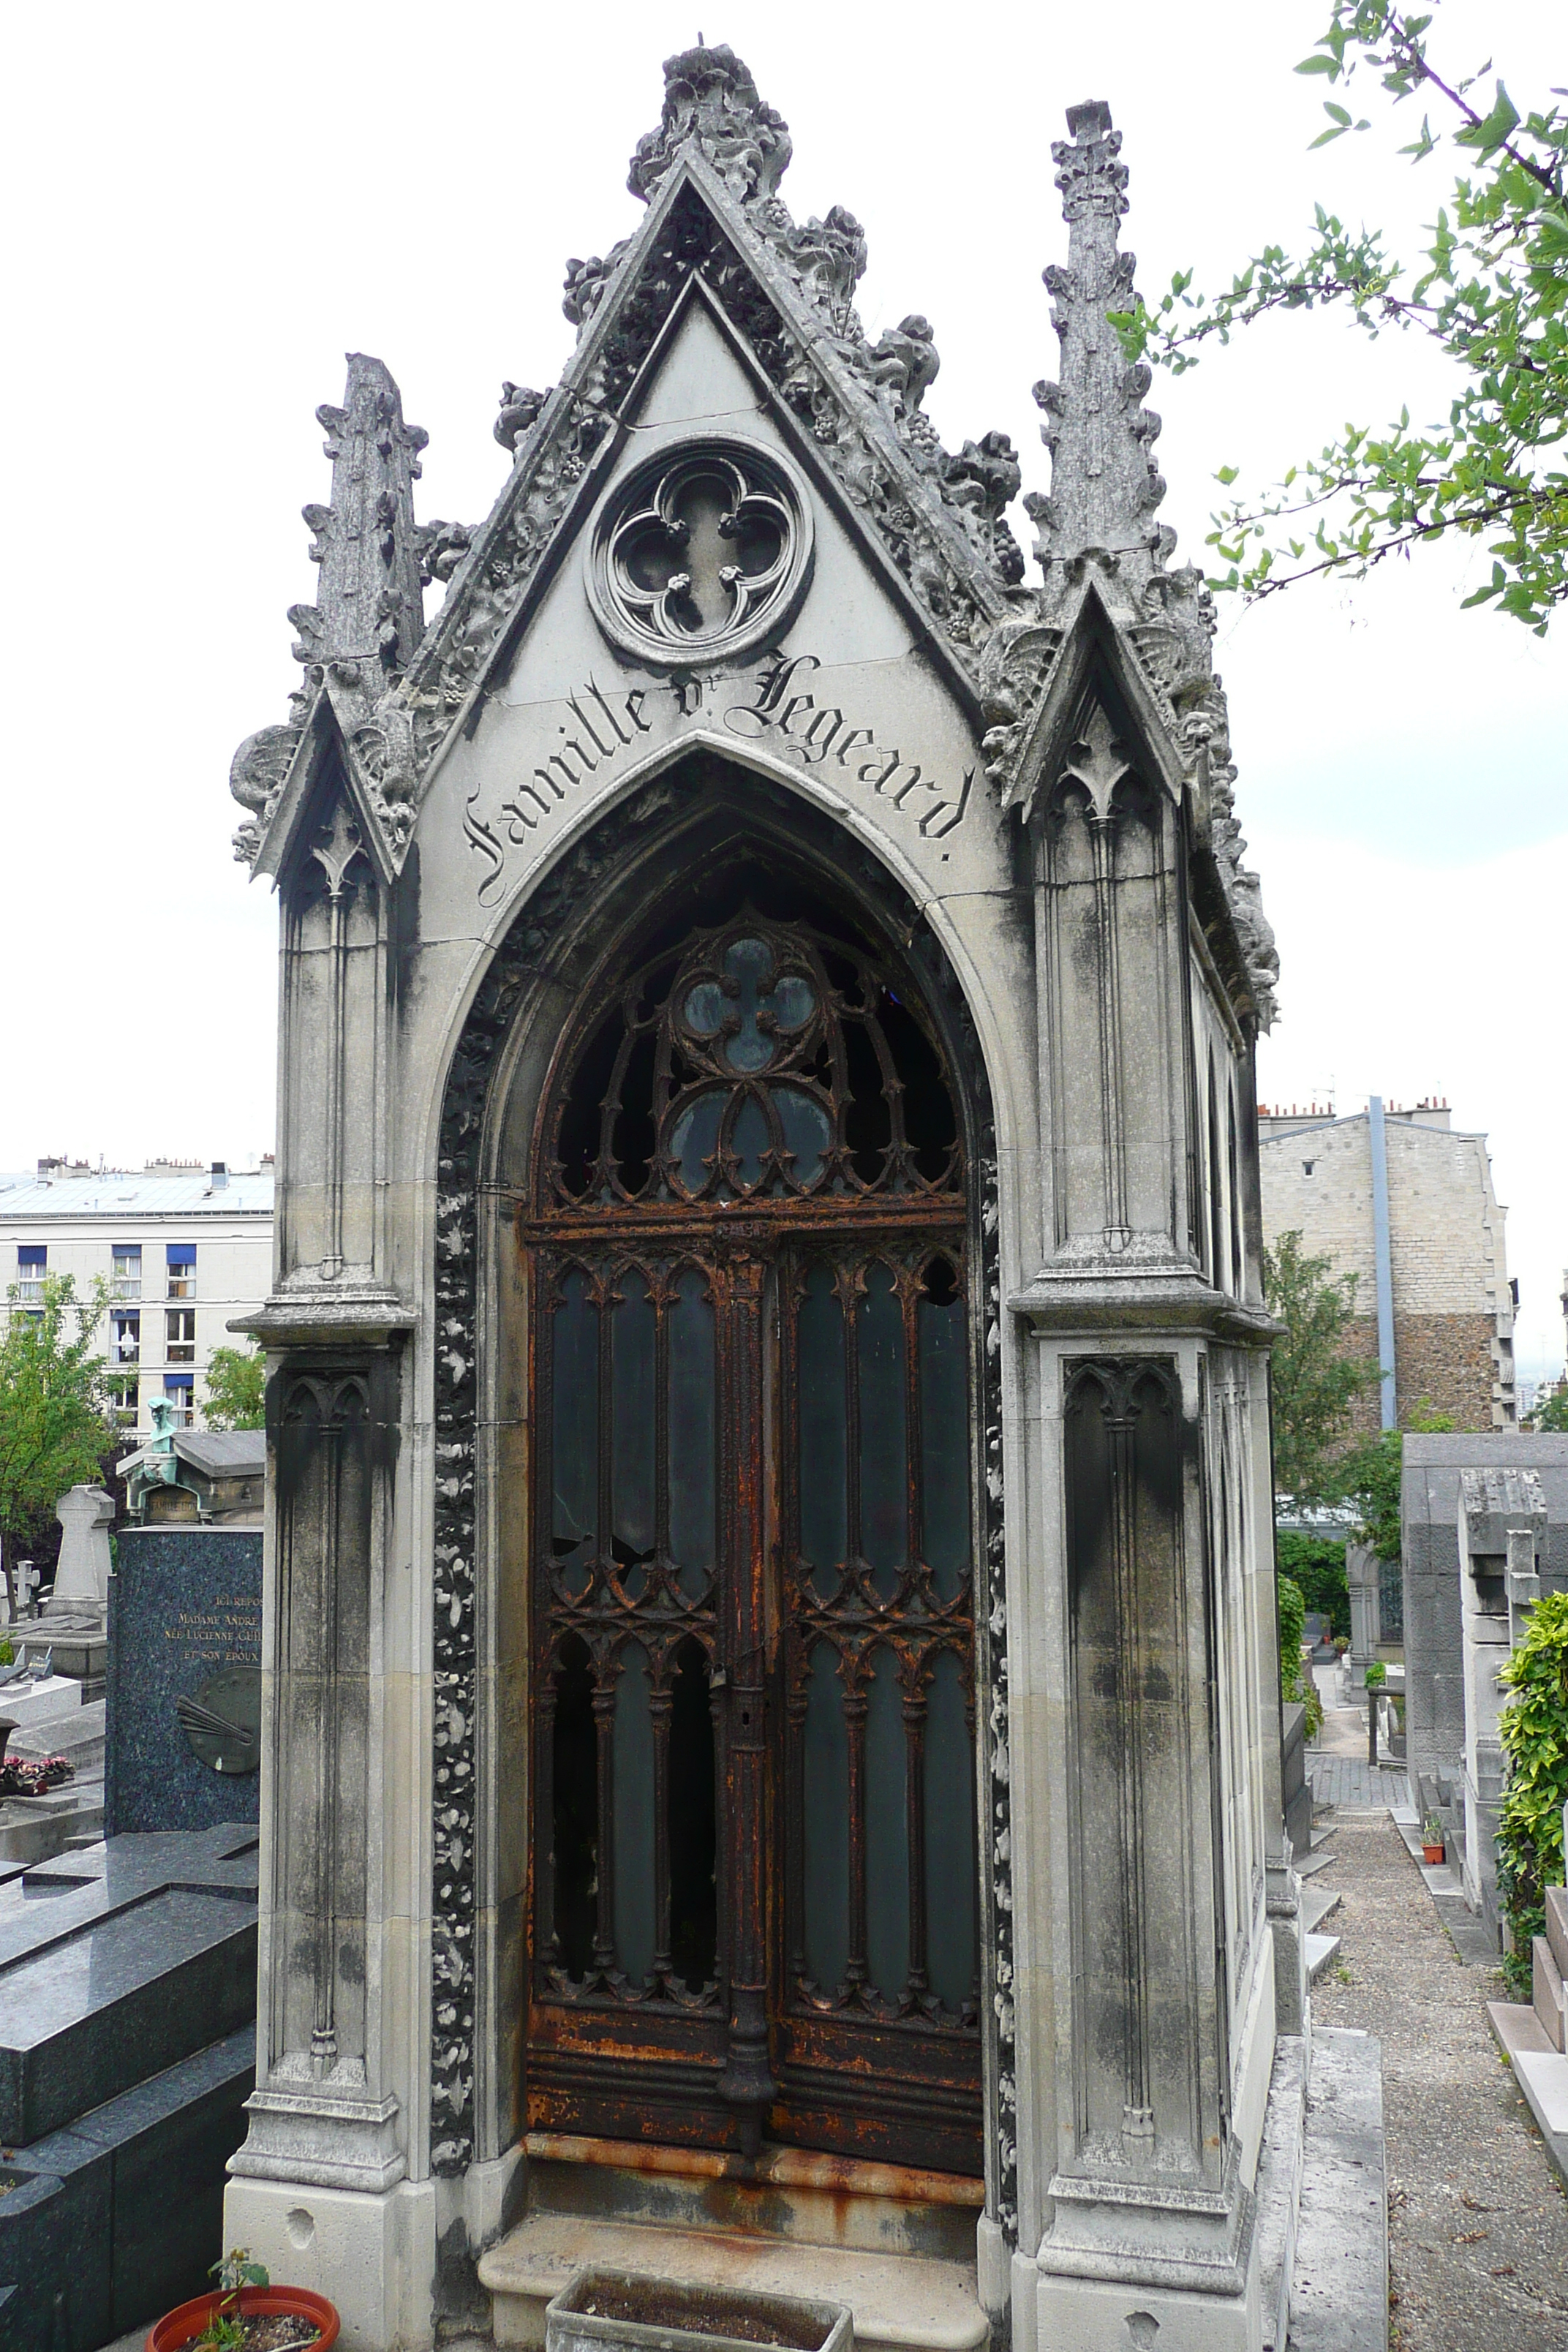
[1259,1098,1515,1431]
[0,1159,274,1435]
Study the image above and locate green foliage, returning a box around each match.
[1498,1593,1568,1987]
[210,2249,269,2296]
[1110,4,1568,633]
[1340,1429,1403,1559]
[1528,1382,1568,1433]
[202,1343,265,1433]
[1275,1572,1323,1735]
[1264,1231,1375,1507]
[0,1276,113,1597]
[1365,1659,1387,1689]
[1275,1530,1350,1637]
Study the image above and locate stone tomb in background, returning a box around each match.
[106,1529,262,1836]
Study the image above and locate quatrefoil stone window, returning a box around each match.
[588,439,813,667]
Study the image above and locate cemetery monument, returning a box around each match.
[223,48,1340,2351]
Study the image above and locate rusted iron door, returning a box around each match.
[522,913,980,2171]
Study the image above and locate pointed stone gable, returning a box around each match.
[228,50,1276,1028]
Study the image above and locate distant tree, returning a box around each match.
[1338,1398,1455,1561]
[1264,1231,1376,1507]
[1114,2,1568,632]
[1527,1382,1568,1433]
[203,1344,265,1432]
[1275,1529,1351,1640]
[0,1275,113,1614]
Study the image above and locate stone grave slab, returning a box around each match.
[107,1527,262,1833]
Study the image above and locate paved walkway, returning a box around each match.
[1308,1658,1410,1811]
[1311,1754,1411,1809]
[1312,1817,1568,2350]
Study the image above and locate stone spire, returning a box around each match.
[1032,102,1167,581]
[627,43,792,204]
[287,354,430,702]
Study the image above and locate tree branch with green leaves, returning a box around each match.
[1110,3,1568,632]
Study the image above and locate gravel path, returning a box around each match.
[1311,1815,1568,2351]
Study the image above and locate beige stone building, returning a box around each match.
[1259,1099,1515,1431]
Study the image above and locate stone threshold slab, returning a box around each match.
[1287,2027,1387,2352]
[478,2212,988,2352]
[1488,2001,1568,2186]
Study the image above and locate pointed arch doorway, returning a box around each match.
[521,857,983,2176]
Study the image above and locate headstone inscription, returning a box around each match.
[105,1527,263,1835]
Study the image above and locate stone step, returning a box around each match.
[1301,1886,1343,1937]
[478,2212,989,2352]
[1534,1934,1567,2054]
[1488,2001,1568,2187]
[1297,1849,1337,1880]
[1546,1885,1568,1982]
[1305,1932,1342,1983]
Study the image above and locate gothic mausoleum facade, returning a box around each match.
[227,48,1324,2352]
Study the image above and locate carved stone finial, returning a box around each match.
[627,44,791,204]
[296,355,429,685]
[1034,102,1165,581]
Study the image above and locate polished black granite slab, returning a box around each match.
[0,2024,255,2352]
[107,1529,262,1834]
[0,1823,257,2141]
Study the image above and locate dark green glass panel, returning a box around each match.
[612,1640,656,1987]
[802,1641,849,1995]
[668,1267,715,1600]
[668,1638,717,1991]
[611,1275,656,1594]
[924,1647,976,2008]
[859,1262,907,1600]
[918,1261,968,1601]
[552,1268,597,1596]
[729,1093,769,1188]
[774,1084,832,1188]
[864,1645,911,2000]
[671,1090,724,1194]
[551,1635,597,1978]
[798,1266,846,1595]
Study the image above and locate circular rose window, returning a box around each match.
[587,438,813,668]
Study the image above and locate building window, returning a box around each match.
[163,1373,195,1427]
[166,1308,196,1362]
[1302,1161,1315,1177]
[15,1245,45,1303]
[111,1311,141,1365]
[108,1375,140,1428]
[111,1244,142,1299]
[166,1243,196,1299]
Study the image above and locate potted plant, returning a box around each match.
[1333,1635,1351,1659]
[147,2251,339,2352]
[1422,1814,1446,1866]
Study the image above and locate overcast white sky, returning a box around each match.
[2,1,1563,1374]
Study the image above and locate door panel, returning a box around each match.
[524,912,980,2172]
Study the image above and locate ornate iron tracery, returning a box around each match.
[524,897,981,2168]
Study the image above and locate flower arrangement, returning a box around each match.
[0,1755,73,1799]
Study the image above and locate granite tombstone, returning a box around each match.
[105,1529,262,1835]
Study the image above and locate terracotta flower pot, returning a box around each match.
[1422,1842,1444,1865]
[147,2284,339,2352]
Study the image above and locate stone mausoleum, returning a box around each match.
[225,48,1335,2352]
